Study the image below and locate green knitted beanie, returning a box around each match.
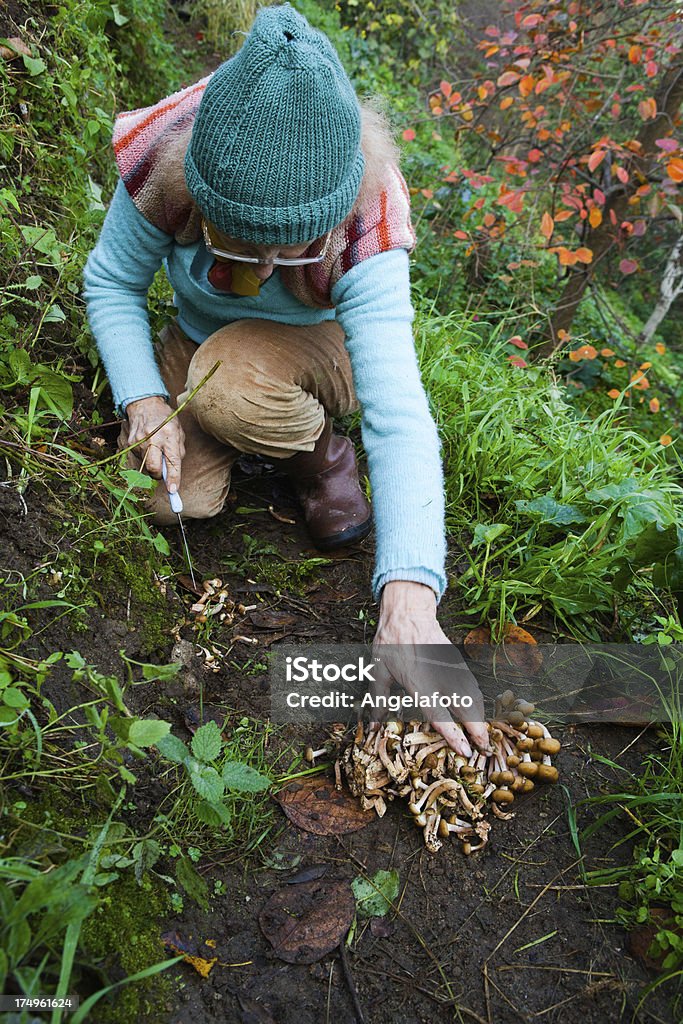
[184,3,365,244]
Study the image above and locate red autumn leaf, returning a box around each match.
[527,148,543,162]
[453,230,469,240]
[588,149,606,172]
[483,212,496,227]
[615,165,630,184]
[666,157,683,183]
[619,258,639,275]
[402,128,416,142]
[497,70,521,88]
[440,80,453,99]
[507,336,529,349]
[645,60,658,78]
[507,355,528,368]
[540,211,554,240]
[655,138,679,153]
[522,13,544,28]
[554,209,574,222]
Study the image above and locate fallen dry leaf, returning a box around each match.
[464,623,543,675]
[1,37,32,60]
[259,879,355,963]
[274,776,374,835]
[161,931,218,978]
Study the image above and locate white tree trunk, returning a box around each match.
[640,234,683,345]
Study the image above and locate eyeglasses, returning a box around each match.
[201,219,332,267]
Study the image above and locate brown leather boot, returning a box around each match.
[283,418,372,551]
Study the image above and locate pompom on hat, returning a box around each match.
[184,4,365,245]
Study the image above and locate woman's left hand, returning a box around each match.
[371,581,491,757]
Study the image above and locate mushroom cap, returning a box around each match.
[536,763,559,783]
[492,788,515,804]
[518,761,539,777]
[537,737,561,756]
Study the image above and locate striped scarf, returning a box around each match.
[112,77,416,308]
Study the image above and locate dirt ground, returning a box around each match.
[1,448,679,1024]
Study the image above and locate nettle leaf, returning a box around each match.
[189,762,225,803]
[221,761,271,793]
[515,496,587,527]
[128,718,171,748]
[195,799,231,827]
[191,720,223,763]
[352,869,400,918]
[156,732,190,763]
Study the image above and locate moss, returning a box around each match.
[94,541,171,655]
[80,874,175,1024]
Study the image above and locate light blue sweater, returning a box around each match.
[83,181,447,600]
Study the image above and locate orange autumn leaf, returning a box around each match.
[600,348,615,357]
[519,74,535,97]
[500,95,514,110]
[655,342,667,355]
[589,207,603,228]
[667,157,683,183]
[575,247,593,264]
[640,361,652,370]
[659,434,673,446]
[588,149,606,173]
[629,44,642,64]
[649,398,660,413]
[440,80,453,99]
[553,246,578,265]
[638,97,657,121]
[569,345,597,362]
[614,359,627,368]
[540,211,554,240]
[607,389,621,399]
[554,209,575,222]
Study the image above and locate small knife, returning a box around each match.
[161,455,197,589]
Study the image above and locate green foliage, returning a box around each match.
[416,307,683,634]
[156,720,271,837]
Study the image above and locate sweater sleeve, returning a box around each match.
[83,180,174,411]
[331,248,447,602]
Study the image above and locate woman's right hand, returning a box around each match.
[125,396,185,494]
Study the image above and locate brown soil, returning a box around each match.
[1,453,679,1024]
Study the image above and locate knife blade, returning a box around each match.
[161,455,197,589]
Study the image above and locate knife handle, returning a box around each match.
[161,455,184,515]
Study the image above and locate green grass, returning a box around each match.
[415,306,683,638]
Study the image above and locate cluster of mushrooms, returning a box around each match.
[323,692,561,854]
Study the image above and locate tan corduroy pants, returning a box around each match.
[119,319,358,525]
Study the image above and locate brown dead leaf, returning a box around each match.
[248,609,299,630]
[463,623,543,675]
[1,37,31,60]
[259,879,355,963]
[274,776,374,835]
